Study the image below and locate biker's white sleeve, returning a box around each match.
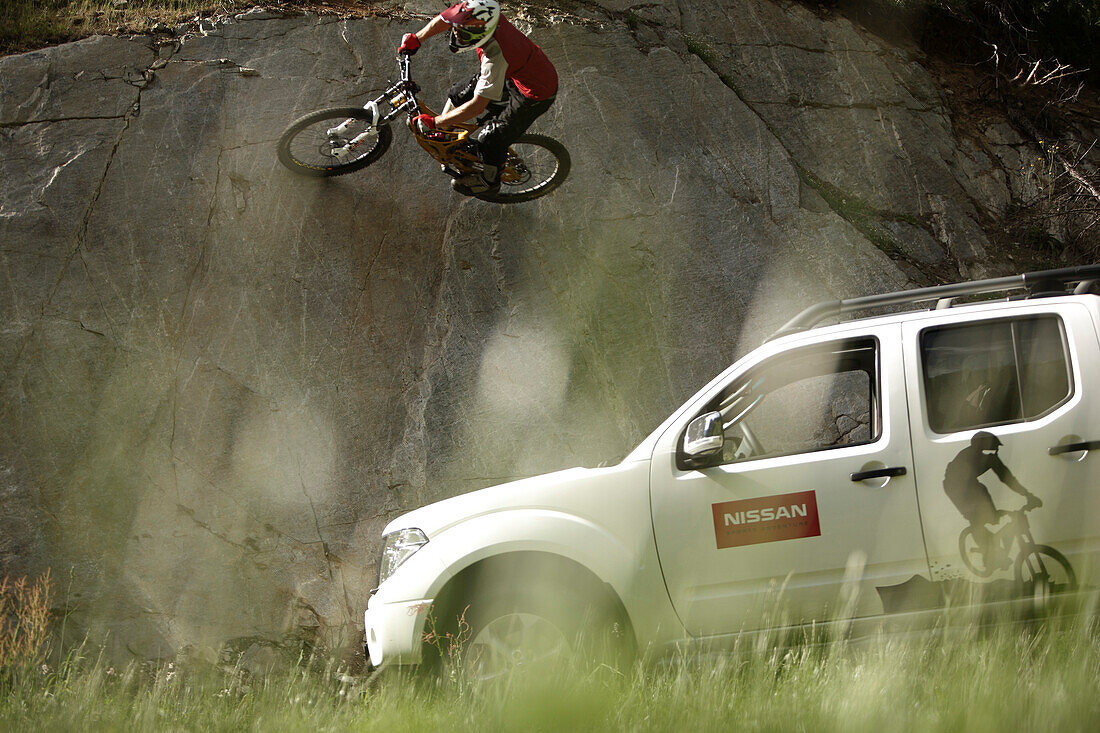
[474,40,507,101]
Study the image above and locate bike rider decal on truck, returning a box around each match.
[943,431,1046,572]
[877,428,1079,614]
[940,432,1077,595]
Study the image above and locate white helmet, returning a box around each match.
[441,0,501,53]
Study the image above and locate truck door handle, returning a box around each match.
[1049,440,1100,456]
[850,466,907,482]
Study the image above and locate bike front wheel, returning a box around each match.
[1015,544,1077,606]
[277,107,392,177]
[476,134,570,204]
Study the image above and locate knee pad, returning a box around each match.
[472,119,503,143]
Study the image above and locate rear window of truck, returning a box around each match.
[920,315,1072,434]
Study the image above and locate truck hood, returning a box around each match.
[382,464,639,539]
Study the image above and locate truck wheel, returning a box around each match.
[432,587,631,684]
[464,603,571,682]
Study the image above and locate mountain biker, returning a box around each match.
[397,0,558,195]
[943,431,1043,571]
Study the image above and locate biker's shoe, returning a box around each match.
[451,165,500,196]
[451,177,501,195]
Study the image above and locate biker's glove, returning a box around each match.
[413,114,436,134]
[398,33,421,55]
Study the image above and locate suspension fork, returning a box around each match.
[326,56,421,153]
[1016,528,1049,578]
[326,84,418,155]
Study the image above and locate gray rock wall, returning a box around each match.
[0,1,1069,658]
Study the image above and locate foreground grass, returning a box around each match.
[3,616,1100,732]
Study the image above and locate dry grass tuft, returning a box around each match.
[0,570,53,669]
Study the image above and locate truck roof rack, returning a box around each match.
[769,264,1100,341]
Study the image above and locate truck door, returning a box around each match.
[650,326,929,637]
[903,304,1100,594]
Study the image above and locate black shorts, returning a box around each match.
[447,74,555,167]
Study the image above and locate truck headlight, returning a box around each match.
[376,528,429,587]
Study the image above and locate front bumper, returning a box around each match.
[364,593,434,668]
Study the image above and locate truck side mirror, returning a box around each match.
[683,411,724,459]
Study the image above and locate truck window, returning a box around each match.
[919,315,1072,434]
[708,338,879,464]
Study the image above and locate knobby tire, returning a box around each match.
[277,107,392,177]
[475,134,570,204]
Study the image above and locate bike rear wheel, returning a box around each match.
[476,134,570,204]
[958,526,993,578]
[277,107,392,177]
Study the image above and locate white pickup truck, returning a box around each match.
[365,266,1100,676]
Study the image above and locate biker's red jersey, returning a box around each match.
[474,17,558,101]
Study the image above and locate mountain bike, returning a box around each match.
[958,508,1076,601]
[276,55,570,204]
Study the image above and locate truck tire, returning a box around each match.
[426,585,632,684]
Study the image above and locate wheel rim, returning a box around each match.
[464,612,570,682]
[287,115,382,169]
[498,142,560,197]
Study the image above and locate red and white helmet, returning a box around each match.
[442,0,501,53]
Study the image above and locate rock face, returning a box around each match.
[0,1,1087,658]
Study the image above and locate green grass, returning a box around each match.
[4,616,1100,732]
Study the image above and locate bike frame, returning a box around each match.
[328,55,481,174]
[1000,511,1050,576]
[998,511,1034,552]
